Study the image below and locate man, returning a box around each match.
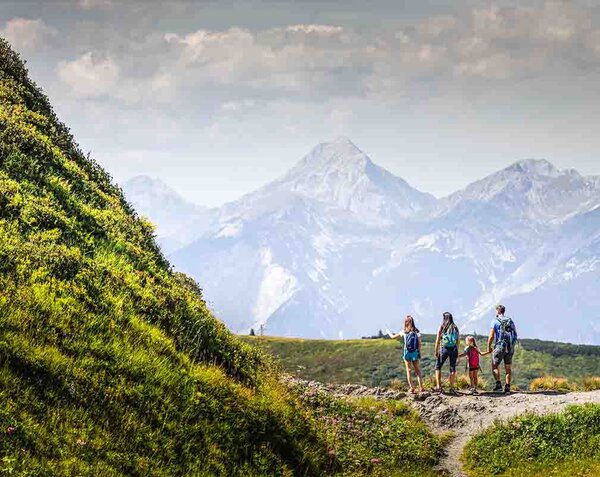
[487,304,518,393]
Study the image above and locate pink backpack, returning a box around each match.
[467,347,480,369]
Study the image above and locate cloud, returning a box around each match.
[0,18,54,52]
[76,0,113,9]
[285,24,344,35]
[164,24,357,93]
[57,52,119,98]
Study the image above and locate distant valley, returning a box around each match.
[123,138,600,344]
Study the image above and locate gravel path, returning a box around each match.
[407,389,600,476]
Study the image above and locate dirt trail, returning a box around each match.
[406,389,600,477]
[285,378,600,476]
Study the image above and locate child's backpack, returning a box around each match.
[405,331,419,353]
[497,317,517,351]
[441,325,458,348]
[467,347,479,369]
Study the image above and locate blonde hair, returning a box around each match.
[466,335,478,348]
[404,315,419,333]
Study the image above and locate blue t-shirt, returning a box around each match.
[491,316,517,345]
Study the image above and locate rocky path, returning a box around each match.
[286,378,600,477]
[408,389,600,476]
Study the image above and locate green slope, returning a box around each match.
[462,404,600,476]
[0,40,444,476]
[0,39,325,476]
[241,336,600,390]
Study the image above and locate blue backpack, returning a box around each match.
[441,326,458,348]
[405,331,419,353]
[497,317,517,351]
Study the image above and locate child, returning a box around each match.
[459,336,489,394]
[389,316,425,393]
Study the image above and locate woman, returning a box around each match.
[390,315,425,393]
[433,311,460,394]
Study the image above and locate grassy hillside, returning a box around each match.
[462,404,600,476]
[241,336,600,390]
[0,40,445,476]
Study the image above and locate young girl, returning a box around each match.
[459,336,489,394]
[390,316,425,393]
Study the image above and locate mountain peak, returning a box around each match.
[256,138,435,222]
[506,158,561,178]
[301,137,370,169]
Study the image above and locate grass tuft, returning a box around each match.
[462,404,600,476]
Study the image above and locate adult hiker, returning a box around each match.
[389,315,425,393]
[488,304,518,393]
[433,311,460,394]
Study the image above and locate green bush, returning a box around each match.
[462,404,600,476]
[295,384,444,475]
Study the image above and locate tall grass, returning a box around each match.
[462,404,600,476]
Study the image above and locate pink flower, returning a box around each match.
[370,457,382,465]
[6,427,16,436]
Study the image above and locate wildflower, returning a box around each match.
[371,457,382,465]
[6,427,16,436]
[76,438,87,446]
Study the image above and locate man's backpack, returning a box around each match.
[405,331,419,353]
[497,317,516,351]
[441,325,458,348]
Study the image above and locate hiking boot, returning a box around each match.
[493,381,503,392]
[504,384,511,394]
[470,387,477,395]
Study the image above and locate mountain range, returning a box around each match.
[122,138,600,344]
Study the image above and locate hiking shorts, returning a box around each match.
[403,349,419,362]
[435,346,458,373]
[492,345,514,368]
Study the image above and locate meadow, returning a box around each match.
[241,335,600,390]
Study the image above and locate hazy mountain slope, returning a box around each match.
[122,175,214,253]
[171,138,435,336]
[0,39,338,476]
[168,140,599,343]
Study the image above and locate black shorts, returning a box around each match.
[435,346,458,373]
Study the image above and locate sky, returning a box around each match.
[1,0,599,206]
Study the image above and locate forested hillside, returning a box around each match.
[0,39,448,476]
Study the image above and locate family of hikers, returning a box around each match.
[389,305,518,394]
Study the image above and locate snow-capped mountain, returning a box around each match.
[122,175,214,253]
[130,139,600,344]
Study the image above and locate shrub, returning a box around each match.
[582,376,600,391]
[529,376,577,392]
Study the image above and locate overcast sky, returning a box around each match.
[1,0,599,205]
